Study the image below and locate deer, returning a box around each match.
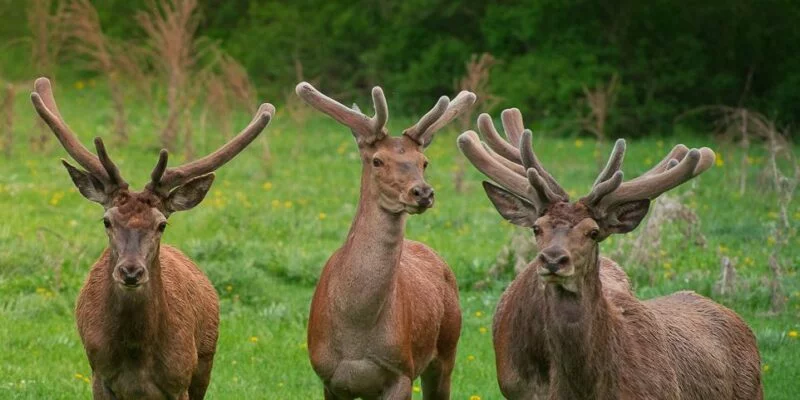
[31,77,274,400]
[458,109,762,400]
[296,82,474,399]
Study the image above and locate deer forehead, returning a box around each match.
[541,202,594,227]
[107,191,166,229]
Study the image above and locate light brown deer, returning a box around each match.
[297,82,474,399]
[31,77,273,400]
[458,109,762,400]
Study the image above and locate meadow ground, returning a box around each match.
[0,83,798,398]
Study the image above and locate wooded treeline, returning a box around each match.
[1,0,799,137]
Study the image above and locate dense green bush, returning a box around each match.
[2,0,799,136]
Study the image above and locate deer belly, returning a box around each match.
[329,359,391,398]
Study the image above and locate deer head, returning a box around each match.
[458,109,715,292]
[296,82,475,214]
[32,77,273,289]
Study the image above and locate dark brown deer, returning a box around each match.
[458,109,762,400]
[31,77,273,400]
[297,82,474,399]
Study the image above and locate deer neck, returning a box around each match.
[332,171,406,324]
[543,248,619,399]
[106,249,167,350]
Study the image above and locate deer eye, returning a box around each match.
[372,158,384,167]
[157,222,167,233]
[103,218,111,229]
[587,228,600,240]
[532,225,542,236]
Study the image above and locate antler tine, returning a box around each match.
[581,139,626,205]
[458,131,542,206]
[420,91,477,141]
[483,143,527,176]
[371,86,389,134]
[150,149,169,184]
[477,113,521,162]
[296,82,386,143]
[518,130,568,199]
[151,103,274,194]
[595,147,716,210]
[629,144,690,183]
[501,108,525,148]
[93,137,127,188]
[404,96,450,145]
[31,77,110,182]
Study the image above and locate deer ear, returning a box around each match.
[601,199,650,236]
[62,160,109,205]
[482,181,539,228]
[164,174,215,213]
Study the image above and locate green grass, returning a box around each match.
[0,82,798,398]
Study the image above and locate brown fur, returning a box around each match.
[75,191,219,400]
[307,135,461,399]
[492,202,762,400]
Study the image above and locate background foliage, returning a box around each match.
[2,0,800,136]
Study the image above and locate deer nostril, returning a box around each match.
[412,187,421,197]
[120,265,144,285]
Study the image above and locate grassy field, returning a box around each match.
[0,82,798,399]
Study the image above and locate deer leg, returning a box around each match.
[91,375,117,400]
[323,386,341,400]
[188,355,214,399]
[420,358,454,400]
[381,376,412,400]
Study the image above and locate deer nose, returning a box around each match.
[411,184,435,207]
[119,264,145,286]
[538,247,570,274]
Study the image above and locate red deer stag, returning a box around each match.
[31,77,273,400]
[458,110,762,400]
[297,82,474,399]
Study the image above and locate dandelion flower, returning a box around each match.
[467,355,475,361]
[249,336,259,343]
[74,81,85,90]
[789,330,798,339]
[474,311,483,318]
[574,139,584,148]
[479,326,488,334]
[470,395,482,400]
[262,182,273,191]
[319,212,327,220]
[271,199,280,208]
[284,201,293,209]
[762,364,770,372]
[413,385,421,393]
[715,156,724,167]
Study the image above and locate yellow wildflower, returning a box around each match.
[715,156,724,167]
[413,385,421,393]
[644,157,653,166]
[574,139,584,148]
[762,364,769,372]
[474,311,483,318]
[470,395,482,400]
[479,326,488,334]
[318,212,327,220]
[249,336,259,343]
[74,80,85,90]
[271,199,280,208]
[467,355,475,361]
[284,201,293,209]
[262,182,273,191]
[225,285,233,292]
[789,330,798,339]
[74,373,84,380]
